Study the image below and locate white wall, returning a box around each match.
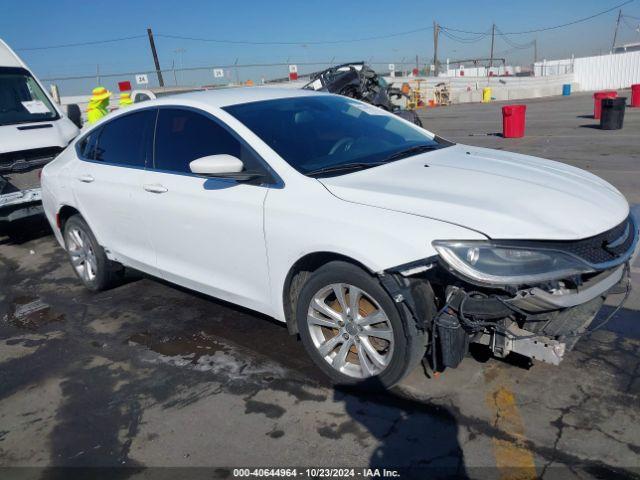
[535,51,640,91]
[574,51,640,91]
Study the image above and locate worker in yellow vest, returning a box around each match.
[119,92,133,108]
[87,86,111,124]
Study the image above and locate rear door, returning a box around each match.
[139,107,273,313]
[71,109,158,272]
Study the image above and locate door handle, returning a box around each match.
[77,174,94,183]
[143,184,168,194]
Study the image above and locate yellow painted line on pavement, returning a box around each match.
[485,367,537,480]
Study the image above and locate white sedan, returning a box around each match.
[41,88,638,387]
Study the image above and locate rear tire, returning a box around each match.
[63,215,121,291]
[296,261,426,388]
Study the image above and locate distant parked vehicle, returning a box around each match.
[0,38,81,226]
[41,88,638,388]
[131,86,206,103]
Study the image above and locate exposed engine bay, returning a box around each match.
[380,214,638,370]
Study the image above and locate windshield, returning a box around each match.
[223,95,449,176]
[0,67,59,126]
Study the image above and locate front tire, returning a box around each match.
[63,215,121,291]
[296,261,426,388]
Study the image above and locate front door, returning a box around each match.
[140,107,273,314]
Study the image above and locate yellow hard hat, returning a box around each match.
[91,86,112,101]
[119,92,131,100]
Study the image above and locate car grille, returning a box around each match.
[548,215,636,266]
[494,215,637,268]
[0,147,64,174]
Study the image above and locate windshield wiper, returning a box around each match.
[383,144,440,162]
[306,162,386,177]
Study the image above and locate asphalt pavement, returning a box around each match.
[0,92,638,479]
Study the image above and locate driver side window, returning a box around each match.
[154,108,260,174]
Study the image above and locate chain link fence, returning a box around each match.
[42,60,425,99]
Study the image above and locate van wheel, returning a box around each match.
[296,261,426,388]
[63,215,121,291]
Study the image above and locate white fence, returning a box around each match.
[535,50,640,91]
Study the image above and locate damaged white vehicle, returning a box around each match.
[41,89,639,387]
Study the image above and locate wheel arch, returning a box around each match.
[57,204,81,231]
[282,251,374,335]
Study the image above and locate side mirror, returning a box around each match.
[189,154,264,183]
[66,104,83,129]
[190,154,244,175]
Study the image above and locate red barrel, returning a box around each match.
[593,91,617,119]
[631,84,640,107]
[502,104,527,138]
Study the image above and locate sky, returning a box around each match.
[1,0,640,94]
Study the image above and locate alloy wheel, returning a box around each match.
[66,227,97,283]
[307,283,395,378]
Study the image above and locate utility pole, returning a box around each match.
[533,38,538,64]
[433,21,440,76]
[147,28,164,87]
[611,9,622,52]
[489,23,496,71]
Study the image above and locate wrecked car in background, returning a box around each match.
[303,62,422,126]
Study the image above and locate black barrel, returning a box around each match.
[600,97,627,130]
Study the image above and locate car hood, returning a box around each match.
[319,144,629,240]
[0,118,78,155]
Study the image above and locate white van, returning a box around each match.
[0,38,81,225]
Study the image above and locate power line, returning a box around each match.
[440,27,492,43]
[155,26,434,46]
[495,26,535,50]
[16,34,147,51]
[443,0,634,35]
[14,1,636,52]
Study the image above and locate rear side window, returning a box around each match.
[93,110,156,167]
[78,129,100,159]
[154,108,259,174]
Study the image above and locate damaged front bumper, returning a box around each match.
[447,264,631,366]
[0,188,43,222]
[384,214,639,369]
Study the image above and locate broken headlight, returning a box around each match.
[432,241,594,285]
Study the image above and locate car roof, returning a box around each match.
[132,86,205,94]
[154,86,327,108]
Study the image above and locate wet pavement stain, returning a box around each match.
[3,295,64,331]
[244,399,286,419]
[127,331,229,363]
[267,429,285,439]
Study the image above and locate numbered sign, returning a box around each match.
[135,74,149,85]
[388,63,395,71]
[213,68,224,78]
